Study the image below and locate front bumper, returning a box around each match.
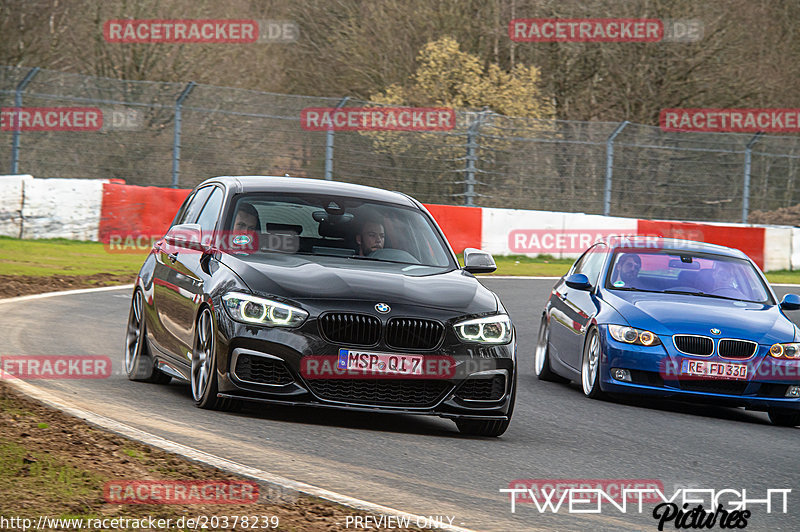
[597,326,800,411]
[213,308,516,420]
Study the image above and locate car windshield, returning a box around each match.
[604,250,773,304]
[223,193,454,268]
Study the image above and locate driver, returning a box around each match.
[356,216,385,256]
[613,253,641,286]
[233,203,260,233]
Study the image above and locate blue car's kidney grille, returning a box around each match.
[673,335,714,356]
[386,318,444,350]
[319,313,381,346]
[718,339,757,358]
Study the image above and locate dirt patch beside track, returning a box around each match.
[0,273,135,299]
[0,381,423,531]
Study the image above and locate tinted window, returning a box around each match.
[195,187,224,233]
[226,193,455,268]
[605,250,772,304]
[178,186,213,225]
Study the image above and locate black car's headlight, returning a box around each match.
[608,324,661,346]
[454,314,512,344]
[222,292,308,327]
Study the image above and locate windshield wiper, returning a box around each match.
[660,290,742,302]
[347,255,421,266]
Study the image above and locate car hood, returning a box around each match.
[603,290,797,344]
[219,253,498,313]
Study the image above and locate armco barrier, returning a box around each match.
[2,176,796,271]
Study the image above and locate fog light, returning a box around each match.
[612,368,632,382]
[786,386,800,398]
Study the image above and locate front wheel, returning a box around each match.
[191,307,239,411]
[534,314,569,383]
[768,408,800,427]
[581,328,606,399]
[124,289,171,384]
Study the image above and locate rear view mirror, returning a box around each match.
[463,248,496,274]
[164,223,210,252]
[565,273,592,290]
[780,293,800,311]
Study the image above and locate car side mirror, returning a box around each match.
[780,293,800,311]
[463,248,496,274]
[164,223,210,252]
[565,273,592,290]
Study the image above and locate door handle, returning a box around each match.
[167,252,178,263]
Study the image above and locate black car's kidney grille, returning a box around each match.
[319,313,381,346]
[673,335,714,356]
[718,339,757,358]
[307,379,452,407]
[455,375,506,401]
[386,318,444,350]
[679,380,749,395]
[234,354,294,386]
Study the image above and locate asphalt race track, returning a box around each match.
[1,278,799,531]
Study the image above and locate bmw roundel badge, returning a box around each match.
[375,303,391,313]
[710,328,721,335]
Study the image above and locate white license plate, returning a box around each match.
[681,359,748,380]
[337,349,423,376]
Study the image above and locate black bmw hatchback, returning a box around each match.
[125,176,516,436]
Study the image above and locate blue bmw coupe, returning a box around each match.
[535,236,800,426]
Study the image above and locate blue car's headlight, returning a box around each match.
[769,343,800,359]
[222,292,308,327]
[454,314,512,344]
[608,324,661,346]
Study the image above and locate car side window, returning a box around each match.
[178,186,213,225]
[170,190,196,227]
[195,187,224,233]
[573,244,607,286]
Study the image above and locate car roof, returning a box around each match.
[197,175,419,208]
[603,236,749,260]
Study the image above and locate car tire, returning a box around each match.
[534,314,569,383]
[124,289,171,384]
[768,408,800,427]
[456,372,516,437]
[581,327,606,399]
[191,307,240,411]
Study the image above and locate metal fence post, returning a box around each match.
[742,132,764,223]
[324,96,349,180]
[603,121,629,216]
[464,112,485,207]
[171,82,196,188]
[10,67,40,174]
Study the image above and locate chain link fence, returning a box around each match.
[3,65,800,223]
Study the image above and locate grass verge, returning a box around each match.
[2,237,800,286]
[0,382,419,531]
